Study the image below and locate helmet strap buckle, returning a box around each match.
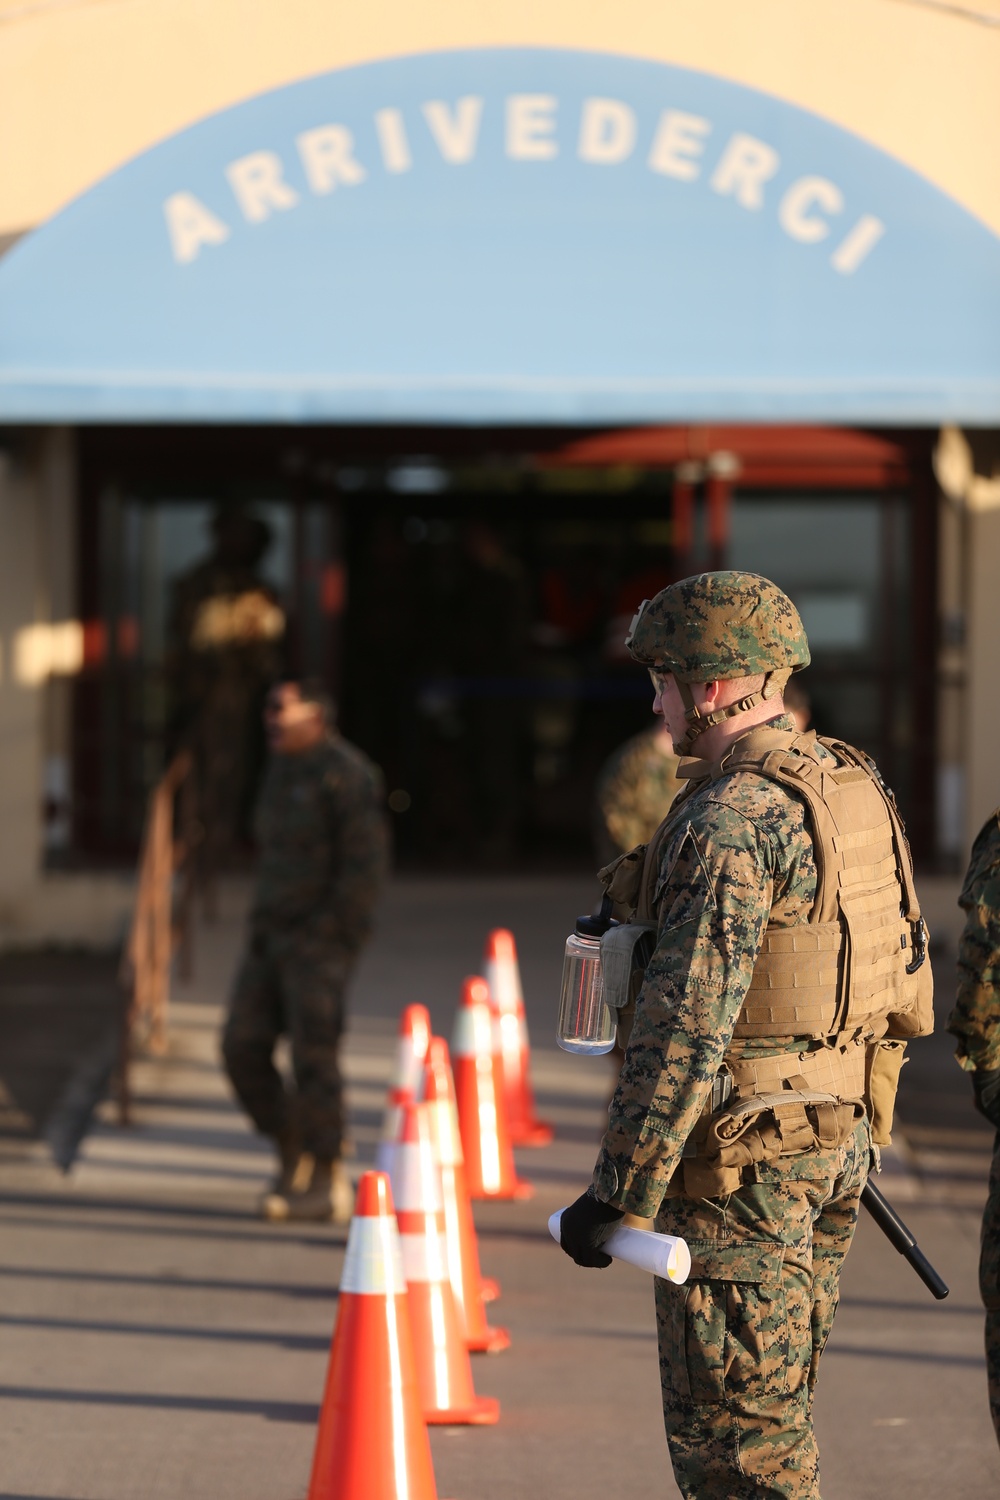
[674,679,768,753]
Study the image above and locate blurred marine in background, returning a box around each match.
[559,571,933,1500]
[948,809,1000,1448]
[593,719,681,866]
[168,507,286,865]
[222,680,388,1222]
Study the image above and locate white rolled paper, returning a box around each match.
[548,1209,691,1285]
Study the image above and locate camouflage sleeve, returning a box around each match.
[591,803,776,1217]
[948,810,1000,1073]
[309,758,390,951]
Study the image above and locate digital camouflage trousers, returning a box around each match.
[982,1131,1000,1448]
[653,1119,870,1500]
[221,931,354,1161]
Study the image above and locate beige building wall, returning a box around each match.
[0,438,45,908]
[1,0,999,239]
[0,6,996,933]
[935,427,1000,860]
[0,429,133,947]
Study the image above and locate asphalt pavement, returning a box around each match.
[0,874,996,1500]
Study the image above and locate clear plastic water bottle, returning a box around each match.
[557,906,617,1055]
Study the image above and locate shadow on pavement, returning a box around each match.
[0,1312,330,1350]
[0,1263,339,1299]
[0,949,124,1170]
[0,1386,318,1423]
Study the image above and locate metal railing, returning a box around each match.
[117,750,196,1125]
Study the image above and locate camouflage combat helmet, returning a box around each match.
[626,571,810,753]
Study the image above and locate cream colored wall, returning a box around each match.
[0,437,45,907]
[1,0,999,238]
[0,429,133,947]
[934,427,1000,860]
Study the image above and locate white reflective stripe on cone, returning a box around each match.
[339,1213,407,1296]
[451,1005,478,1057]
[477,1091,502,1194]
[396,1013,431,1094]
[395,1037,421,1094]
[472,1003,494,1057]
[484,958,516,1015]
[429,1099,461,1167]
[499,1009,522,1059]
[390,1141,443,1214]
[399,1227,449,1284]
[485,935,522,1007]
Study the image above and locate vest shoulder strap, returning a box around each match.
[713,729,921,927]
[637,729,921,930]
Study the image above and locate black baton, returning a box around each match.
[861,1180,949,1300]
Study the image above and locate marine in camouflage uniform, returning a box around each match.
[222,682,388,1220]
[594,722,682,864]
[560,572,931,1500]
[947,809,1000,1447]
[596,729,868,1499]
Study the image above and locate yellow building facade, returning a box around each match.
[0,0,997,938]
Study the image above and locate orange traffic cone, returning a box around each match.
[388,1099,500,1425]
[378,1003,432,1170]
[484,928,553,1147]
[452,976,533,1202]
[423,1036,510,1353]
[479,1270,501,1304]
[307,1170,438,1500]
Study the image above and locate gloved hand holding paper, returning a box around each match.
[548,1209,691,1284]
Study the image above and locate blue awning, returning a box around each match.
[0,48,998,424]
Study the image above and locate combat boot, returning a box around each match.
[269,1157,353,1224]
[259,1127,312,1220]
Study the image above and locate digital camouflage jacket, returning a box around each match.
[949,808,1000,1074]
[250,733,388,955]
[595,725,682,859]
[592,714,838,1218]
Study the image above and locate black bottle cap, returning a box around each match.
[575,894,617,939]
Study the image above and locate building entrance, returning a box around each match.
[71,424,935,870]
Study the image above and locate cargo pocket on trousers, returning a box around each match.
[662,1244,789,1407]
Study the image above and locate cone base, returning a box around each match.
[426,1395,500,1426]
[509,1119,554,1148]
[468,1324,511,1354]
[480,1276,501,1302]
[471,1178,534,1202]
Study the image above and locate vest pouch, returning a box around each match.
[599,921,658,1011]
[886,923,934,1039]
[598,844,647,914]
[865,1039,907,1146]
[600,920,657,1053]
[700,1091,864,1173]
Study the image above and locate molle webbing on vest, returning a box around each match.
[699,730,922,1047]
[631,728,926,1101]
[632,727,928,1197]
[727,924,842,1038]
[726,1036,867,1101]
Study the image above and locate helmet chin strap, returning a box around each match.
[673,670,791,755]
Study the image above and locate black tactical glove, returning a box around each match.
[559,1188,625,1268]
[972,1067,1000,1129]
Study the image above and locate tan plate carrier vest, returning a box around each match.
[603,727,934,1199]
